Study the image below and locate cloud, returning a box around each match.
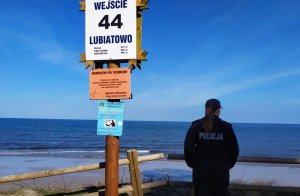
[124,65,300,122]
[130,67,300,111]
[0,9,82,72]
[218,67,300,94]
[4,29,78,66]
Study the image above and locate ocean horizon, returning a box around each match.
[1,118,300,159]
[2,117,300,125]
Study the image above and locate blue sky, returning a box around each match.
[0,0,299,123]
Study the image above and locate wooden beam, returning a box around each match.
[79,52,94,69]
[137,11,142,52]
[0,153,164,184]
[137,0,149,10]
[0,163,105,184]
[105,135,119,196]
[95,181,168,196]
[79,1,85,11]
[127,150,139,196]
[137,50,148,61]
[132,150,143,196]
[167,154,300,164]
[119,181,168,194]
[79,52,86,62]
[127,150,144,196]
[238,156,300,164]
[105,62,121,196]
[85,61,94,69]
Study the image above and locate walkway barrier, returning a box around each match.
[0,150,164,196]
[1,153,300,195]
[168,153,300,194]
[167,154,300,164]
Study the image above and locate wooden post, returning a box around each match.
[105,62,120,196]
[127,150,138,196]
[132,150,143,196]
[127,150,143,196]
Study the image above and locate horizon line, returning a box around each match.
[0,117,299,125]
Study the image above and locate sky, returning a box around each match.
[0,0,300,124]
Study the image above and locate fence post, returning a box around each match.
[127,150,143,196]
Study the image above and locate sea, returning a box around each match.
[1,118,300,159]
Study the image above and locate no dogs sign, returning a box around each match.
[85,0,137,60]
[97,101,124,136]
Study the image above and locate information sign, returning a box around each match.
[97,101,124,136]
[90,68,131,99]
[85,0,137,60]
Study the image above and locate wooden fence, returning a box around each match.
[167,154,300,164]
[168,153,300,194]
[1,153,300,195]
[0,150,164,196]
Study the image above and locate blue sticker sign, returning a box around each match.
[97,101,124,136]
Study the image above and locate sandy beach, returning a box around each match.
[1,155,300,193]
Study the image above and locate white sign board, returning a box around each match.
[85,0,137,60]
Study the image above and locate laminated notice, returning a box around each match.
[90,68,131,100]
[97,100,124,136]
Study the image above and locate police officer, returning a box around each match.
[184,99,239,196]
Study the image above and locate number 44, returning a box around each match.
[99,14,123,29]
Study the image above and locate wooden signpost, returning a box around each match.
[79,1,149,195]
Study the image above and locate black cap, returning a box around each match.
[205,99,223,111]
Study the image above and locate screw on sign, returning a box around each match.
[85,0,137,61]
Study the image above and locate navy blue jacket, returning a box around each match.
[184,116,239,169]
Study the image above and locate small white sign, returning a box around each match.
[85,0,137,60]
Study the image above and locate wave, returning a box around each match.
[5,146,103,150]
[0,150,150,155]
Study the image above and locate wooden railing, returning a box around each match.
[1,153,300,195]
[0,150,165,196]
[167,154,300,164]
[167,153,300,194]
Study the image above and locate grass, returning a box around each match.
[2,182,300,196]
[1,174,300,196]
[0,174,94,196]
